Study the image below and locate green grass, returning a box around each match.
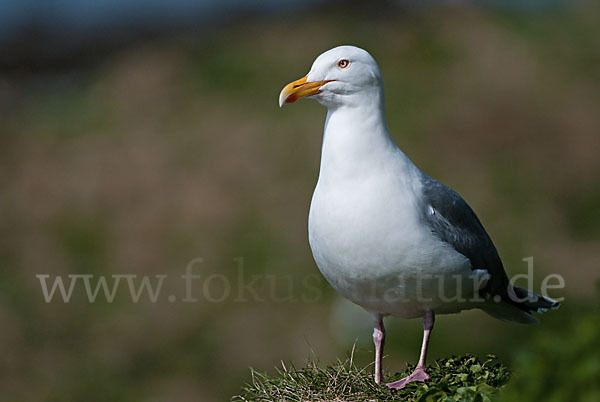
[233,352,509,401]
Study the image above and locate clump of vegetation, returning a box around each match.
[233,353,509,401]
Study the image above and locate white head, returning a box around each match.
[279,45,384,109]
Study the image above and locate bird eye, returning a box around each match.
[337,59,349,69]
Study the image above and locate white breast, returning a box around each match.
[308,148,474,318]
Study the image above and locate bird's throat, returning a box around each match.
[319,104,397,183]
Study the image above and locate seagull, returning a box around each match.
[279,45,559,389]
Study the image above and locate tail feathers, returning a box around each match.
[483,286,560,325]
[483,301,539,324]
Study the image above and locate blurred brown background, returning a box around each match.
[1,1,599,401]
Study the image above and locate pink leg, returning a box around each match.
[373,315,385,385]
[386,310,435,390]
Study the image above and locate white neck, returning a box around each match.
[317,90,412,185]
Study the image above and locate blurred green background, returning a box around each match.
[1,1,599,401]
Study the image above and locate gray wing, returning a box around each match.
[420,174,510,297]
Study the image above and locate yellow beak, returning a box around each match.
[279,76,332,107]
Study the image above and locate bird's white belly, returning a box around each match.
[308,177,475,318]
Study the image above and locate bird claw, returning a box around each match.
[385,367,430,390]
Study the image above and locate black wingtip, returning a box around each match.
[509,287,561,314]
